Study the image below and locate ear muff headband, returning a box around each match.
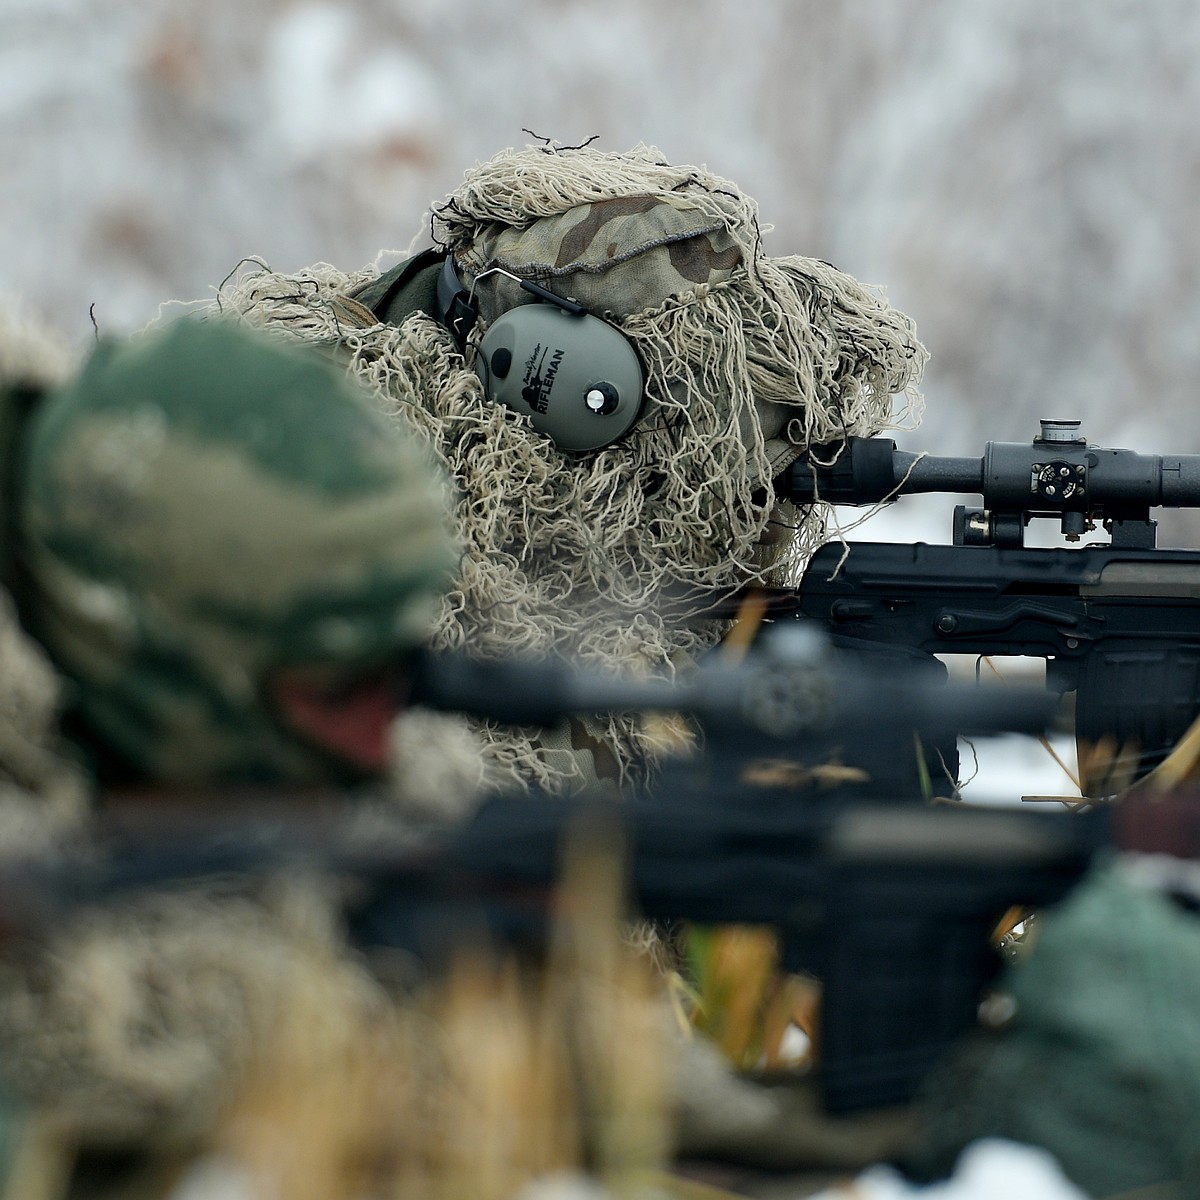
[438,256,647,453]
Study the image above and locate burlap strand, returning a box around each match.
[204,145,924,793]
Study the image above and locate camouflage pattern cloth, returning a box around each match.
[16,318,457,785]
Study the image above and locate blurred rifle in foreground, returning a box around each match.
[1,636,1096,1114]
[773,419,1200,793]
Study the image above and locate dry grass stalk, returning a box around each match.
[1077,735,1141,799]
[203,941,408,1200]
[0,1115,74,1200]
[685,926,816,1072]
[405,953,583,1200]
[549,809,672,1192]
[990,905,1029,945]
[181,815,670,1200]
[719,592,769,662]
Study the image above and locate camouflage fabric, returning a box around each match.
[16,319,456,785]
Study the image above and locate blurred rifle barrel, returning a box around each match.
[409,633,1055,742]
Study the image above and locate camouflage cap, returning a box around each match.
[17,320,456,785]
[457,193,744,324]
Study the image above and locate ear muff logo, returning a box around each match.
[520,344,565,415]
[479,306,645,452]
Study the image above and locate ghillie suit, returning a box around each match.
[212,142,927,794]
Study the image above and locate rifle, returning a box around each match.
[775,420,1200,793]
[30,765,1104,1117]
[410,623,1048,801]
[4,638,1079,1115]
[401,640,1098,1111]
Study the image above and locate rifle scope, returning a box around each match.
[410,627,1055,744]
[779,420,1200,548]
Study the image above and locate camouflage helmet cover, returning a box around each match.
[18,320,456,785]
[458,193,744,321]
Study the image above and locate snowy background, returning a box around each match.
[5,0,1197,799]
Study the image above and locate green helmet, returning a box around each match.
[16,320,456,785]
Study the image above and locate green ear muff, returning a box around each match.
[437,254,647,453]
[475,303,645,452]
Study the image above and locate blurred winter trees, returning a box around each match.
[5,0,1200,501]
